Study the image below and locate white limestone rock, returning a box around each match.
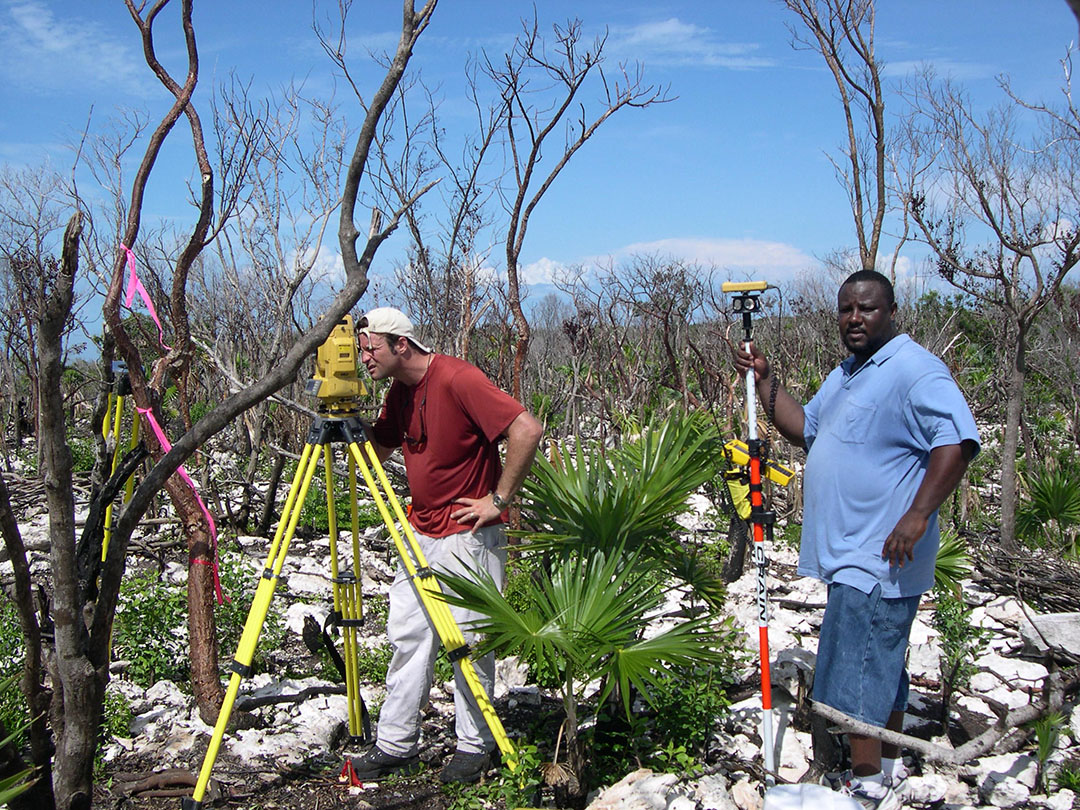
[969,752,1039,807]
[584,768,679,810]
[903,773,949,805]
[494,654,529,698]
[980,776,1030,808]
[693,773,738,810]
[1044,788,1076,810]
[283,601,329,636]
[776,724,813,784]
[981,596,1026,628]
[969,653,1048,708]
[730,777,763,810]
[1019,612,1080,657]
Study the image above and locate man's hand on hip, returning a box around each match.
[452,494,501,534]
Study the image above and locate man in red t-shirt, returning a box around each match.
[350,308,543,784]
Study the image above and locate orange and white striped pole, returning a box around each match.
[723,281,775,780]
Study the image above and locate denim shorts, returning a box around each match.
[812,582,920,728]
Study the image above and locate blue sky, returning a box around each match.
[2,0,1077,296]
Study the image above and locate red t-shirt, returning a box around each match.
[370,354,525,537]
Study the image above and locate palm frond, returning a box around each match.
[934,528,971,596]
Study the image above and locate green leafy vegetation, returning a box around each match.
[1029,711,1065,793]
[1017,461,1080,556]
[112,570,189,687]
[214,541,285,669]
[441,411,743,800]
[0,599,28,750]
[933,528,972,596]
[442,742,543,810]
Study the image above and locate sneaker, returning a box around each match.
[350,746,421,781]
[884,764,910,799]
[438,749,497,784]
[837,773,902,810]
[820,768,850,791]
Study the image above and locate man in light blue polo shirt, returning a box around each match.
[736,270,979,810]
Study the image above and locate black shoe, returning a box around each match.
[351,746,421,781]
[438,749,497,784]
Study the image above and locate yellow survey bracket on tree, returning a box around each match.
[724,439,795,486]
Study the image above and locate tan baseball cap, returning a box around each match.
[359,307,432,353]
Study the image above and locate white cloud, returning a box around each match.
[607,18,774,70]
[519,256,564,286]
[307,244,346,284]
[883,58,997,83]
[610,236,815,281]
[0,0,148,96]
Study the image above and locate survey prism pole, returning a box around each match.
[722,281,775,779]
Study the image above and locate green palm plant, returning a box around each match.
[0,674,37,805]
[439,545,733,802]
[441,410,740,804]
[933,527,971,596]
[519,410,729,607]
[1016,464,1080,554]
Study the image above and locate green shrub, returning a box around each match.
[113,569,188,688]
[1017,462,1080,555]
[442,741,542,810]
[934,528,971,596]
[296,474,384,534]
[649,663,733,753]
[1055,760,1080,792]
[0,600,28,749]
[103,688,134,739]
[214,541,284,667]
[354,642,395,684]
[68,434,97,473]
[932,587,988,691]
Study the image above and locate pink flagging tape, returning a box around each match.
[138,406,228,604]
[120,244,173,352]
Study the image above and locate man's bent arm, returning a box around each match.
[881,441,974,567]
[494,411,544,501]
[452,410,544,530]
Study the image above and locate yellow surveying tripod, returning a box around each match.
[101,362,140,561]
[183,317,516,810]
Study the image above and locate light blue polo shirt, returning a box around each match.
[800,334,979,597]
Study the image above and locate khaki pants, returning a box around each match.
[375,524,506,756]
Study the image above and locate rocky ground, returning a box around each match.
[6,482,1080,810]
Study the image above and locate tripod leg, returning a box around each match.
[345,436,517,769]
[185,443,325,810]
[322,449,356,736]
[102,393,126,562]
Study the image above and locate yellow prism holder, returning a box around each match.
[724,439,796,486]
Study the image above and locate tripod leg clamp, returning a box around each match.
[230,660,253,678]
[446,644,472,663]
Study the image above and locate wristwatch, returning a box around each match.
[491,490,509,510]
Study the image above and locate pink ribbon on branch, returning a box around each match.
[120,243,173,352]
[138,406,228,605]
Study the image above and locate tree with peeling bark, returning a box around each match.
[896,64,1080,552]
[486,15,672,401]
[785,0,900,279]
[0,2,438,809]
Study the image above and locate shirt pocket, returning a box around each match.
[828,398,877,444]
